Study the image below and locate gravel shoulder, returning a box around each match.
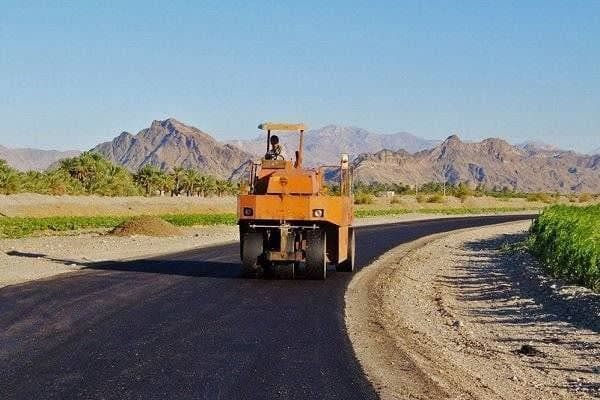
[346,221,600,400]
[0,226,239,288]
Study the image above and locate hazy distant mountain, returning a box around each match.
[92,118,252,178]
[352,135,600,193]
[517,140,559,153]
[0,145,80,171]
[591,147,600,155]
[227,125,439,166]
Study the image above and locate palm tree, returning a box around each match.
[135,165,161,195]
[158,172,175,196]
[0,160,20,194]
[60,152,111,193]
[170,166,185,196]
[195,175,216,197]
[182,169,200,196]
[214,179,233,197]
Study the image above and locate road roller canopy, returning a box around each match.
[258,122,306,132]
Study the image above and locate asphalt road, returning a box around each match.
[0,214,534,400]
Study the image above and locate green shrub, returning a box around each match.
[579,193,593,203]
[455,183,473,202]
[527,192,554,203]
[528,204,600,291]
[354,192,375,205]
[427,193,445,203]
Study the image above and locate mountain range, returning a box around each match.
[1,118,599,192]
[352,135,600,192]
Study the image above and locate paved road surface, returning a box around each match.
[0,215,534,399]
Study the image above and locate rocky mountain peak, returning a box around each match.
[115,131,133,140]
[92,118,252,177]
[445,134,461,142]
[161,118,188,132]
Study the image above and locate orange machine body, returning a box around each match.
[237,123,354,278]
[238,160,353,226]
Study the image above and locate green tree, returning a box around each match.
[0,160,21,194]
[59,152,108,191]
[157,171,174,196]
[45,169,84,195]
[196,175,216,197]
[135,165,161,195]
[214,179,235,197]
[97,165,140,196]
[182,169,200,196]
[170,166,185,196]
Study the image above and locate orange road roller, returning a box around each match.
[237,122,354,279]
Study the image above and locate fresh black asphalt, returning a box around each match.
[0,214,534,399]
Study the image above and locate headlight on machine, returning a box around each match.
[243,207,253,216]
[312,209,324,218]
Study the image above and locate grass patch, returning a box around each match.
[161,213,237,226]
[355,206,536,218]
[0,216,126,238]
[528,204,600,291]
[0,213,237,238]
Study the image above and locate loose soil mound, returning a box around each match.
[110,216,183,237]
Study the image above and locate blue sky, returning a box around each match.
[1,1,599,152]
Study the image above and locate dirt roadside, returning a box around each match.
[346,221,599,400]
[0,193,237,217]
[0,225,239,288]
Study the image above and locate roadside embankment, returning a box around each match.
[346,221,600,400]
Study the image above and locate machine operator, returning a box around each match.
[265,135,283,160]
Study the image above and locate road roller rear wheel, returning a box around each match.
[242,232,264,278]
[305,230,327,280]
[336,228,355,272]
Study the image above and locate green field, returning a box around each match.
[529,204,600,291]
[0,213,237,238]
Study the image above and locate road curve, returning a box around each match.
[0,214,534,400]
